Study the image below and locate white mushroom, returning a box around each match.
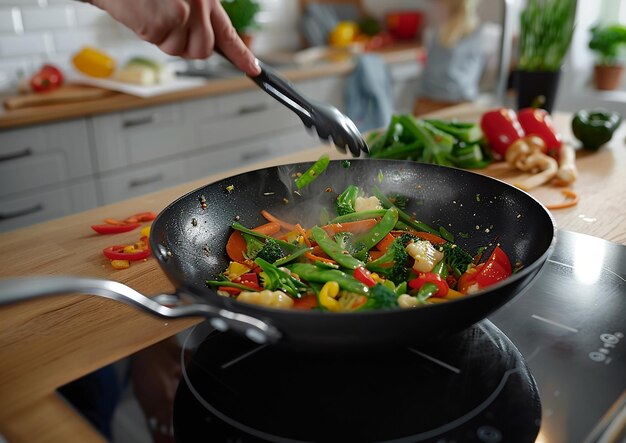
[506,136,559,190]
[555,143,578,184]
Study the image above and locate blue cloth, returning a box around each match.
[345,54,394,132]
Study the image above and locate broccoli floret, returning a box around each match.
[335,185,359,216]
[333,231,370,262]
[366,238,410,284]
[440,242,473,278]
[397,232,420,247]
[361,283,399,310]
[242,233,264,260]
[256,238,286,264]
[387,193,408,209]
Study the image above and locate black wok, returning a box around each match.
[150,159,555,349]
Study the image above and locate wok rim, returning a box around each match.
[150,159,557,318]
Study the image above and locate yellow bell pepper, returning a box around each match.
[225,261,251,280]
[72,47,116,78]
[319,281,340,312]
[110,259,130,270]
[140,225,151,238]
[328,21,359,48]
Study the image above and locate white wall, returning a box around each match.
[0,0,296,92]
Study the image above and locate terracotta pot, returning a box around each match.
[593,65,624,91]
[239,33,253,49]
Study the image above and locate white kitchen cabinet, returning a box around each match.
[0,119,92,197]
[97,158,186,204]
[185,128,321,180]
[0,180,98,233]
[91,103,192,172]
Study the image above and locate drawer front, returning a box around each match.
[0,119,93,195]
[186,129,320,180]
[98,159,186,204]
[92,103,190,172]
[194,105,301,150]
[0,180,98,233]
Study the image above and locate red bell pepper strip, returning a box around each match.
[92,223,141,234]
[124,212,157,223]
[458,264,483,294]
[103,244,151,261]
[409,271,449,297]
[354,266,376,287]
[234,273,263,291]
[480,108,525,158]
[218,286,241,295]
[292,293,320,310]
[517,108,561,155]
[474,246,512,289]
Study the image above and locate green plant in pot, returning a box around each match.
[516,0,576,113]
[589,24,626,90]
[221,0,261,48]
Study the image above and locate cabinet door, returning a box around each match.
[0,180,98,233]
[186,129,320,180]
[98,159,186,204]
[0,119,92,197]
[91,103,191,172]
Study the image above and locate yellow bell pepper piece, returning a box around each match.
[111,259,130,270]
[225,261,251,280]
[140,225,151,238]
[72,47,116,78]
[445,289,466,299]
[319,281,340,312]
[123,245,136,253]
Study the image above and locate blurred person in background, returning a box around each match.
[414,0,485,116]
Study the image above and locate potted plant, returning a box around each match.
[221,0,261,48]
[589,24,626,90]
[516,0,576,113]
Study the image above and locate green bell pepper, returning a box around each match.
[571,109,622,150]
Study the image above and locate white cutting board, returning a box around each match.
[69,72,207,97]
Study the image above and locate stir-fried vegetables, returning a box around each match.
[207,185,514,312]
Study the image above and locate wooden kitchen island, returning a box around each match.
[0,104,624,442]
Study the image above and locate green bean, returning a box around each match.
[311,226,363,270]
[372,186,440,236]
[288,263,369,295]
[355,207,398,252]
[273,247,314,267]
[295,154,330,189]
[329,209,387,224]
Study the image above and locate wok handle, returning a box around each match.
[0,277,281,344]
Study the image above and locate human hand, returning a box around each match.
[88,0,261,76]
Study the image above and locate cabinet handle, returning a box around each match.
[129,173,165,188]
[0,147,32,163]
[241,147,270,162]
[0,203,44,221]
[122,114,156,128]
[238,103,268,115]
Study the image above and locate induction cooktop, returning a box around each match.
[173,230,626,443]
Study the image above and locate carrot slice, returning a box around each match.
[305,252,336,264]
[320,219,378,237]
[391,230,446,245]
[546,189,579,210]
[376,233,395,252]
[260,210,296,231]
[226,222,281,263]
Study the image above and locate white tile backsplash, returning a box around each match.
[0,32,51,56]
[21,5,74,31]
[0,7,17,32]
[0,0,300,92]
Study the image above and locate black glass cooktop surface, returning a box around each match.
[172,230,626,443]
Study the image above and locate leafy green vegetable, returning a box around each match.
[335,185,359,216]
[255,258,306,298]
[366,238,410,284]
[361,283,399,310]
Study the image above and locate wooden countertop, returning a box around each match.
[0,43,423,130]
[0,104,624,442]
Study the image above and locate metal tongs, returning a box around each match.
[248,60,368,157]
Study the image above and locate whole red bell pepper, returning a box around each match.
[517,108,562,155]
[480,108,525,158]
[30,64,64,93]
